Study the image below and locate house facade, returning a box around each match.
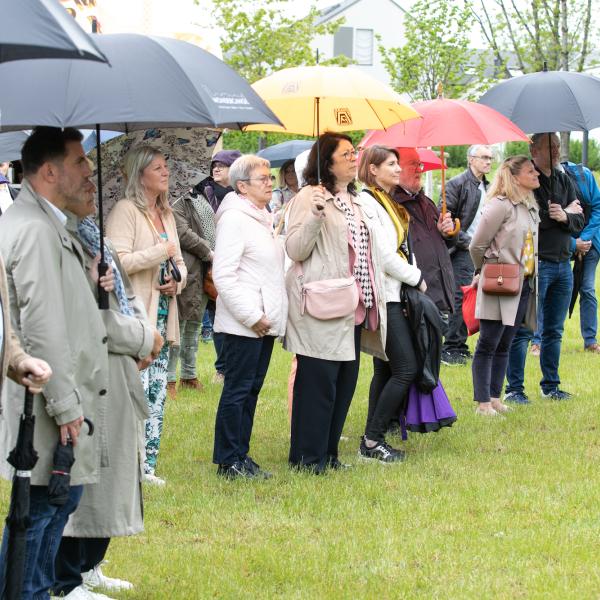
[312,0,410,86]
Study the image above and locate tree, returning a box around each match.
[206,0,352,154]
[379,0,485,101]
[472,0,598,160]
[210,0,350,84]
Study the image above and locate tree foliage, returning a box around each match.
[472,0,596,74]
[210,0,350,84]
[379,0,485,101]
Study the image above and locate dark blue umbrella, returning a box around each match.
[1,0,107,63]
[257,140,314,167]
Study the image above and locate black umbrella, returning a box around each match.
[569,255,584,318]
[1,0,108,63]
[0,33,281,308]
[2,388,38,600]
[257,140,314,167]
[479,64,600,195]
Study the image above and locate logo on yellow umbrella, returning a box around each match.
[281,82,299,95]
[335,108,352,126]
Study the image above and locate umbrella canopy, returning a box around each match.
[257,140,314,168]
[360,97,529,148]
[1,0,108,63]
[0,33,282,132]
[359,92,529,234]
[478,68,600,133]
[245,65,420,135]
[417,148,445,172]
[87,127,221,214]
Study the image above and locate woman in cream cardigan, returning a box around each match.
[106,146,186,485]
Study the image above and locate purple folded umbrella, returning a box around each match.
[405,380,457,434]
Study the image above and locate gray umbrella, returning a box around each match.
[0,33,281,307]
[478,67,600,133]
[0,33,281,132]
[257,140,314,167]
[1,0,107,63]
[0,131,29,164]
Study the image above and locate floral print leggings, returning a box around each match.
[142,294,170,475]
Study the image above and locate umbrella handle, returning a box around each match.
[449,218,461,237]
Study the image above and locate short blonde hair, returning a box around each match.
[122,145,170,214]
[229,155,270,193]
[486,155,537,208]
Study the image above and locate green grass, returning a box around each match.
[3,310,600,599]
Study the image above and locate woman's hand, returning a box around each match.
[310,186,326,217]
[164,240,177,258]
[418,279,427,293]
[251,314,272,337]
[471,273,480,288]
[158,274,178,296]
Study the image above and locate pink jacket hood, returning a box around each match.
[215,191,273,230]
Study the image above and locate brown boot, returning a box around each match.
[180,378,204,392]
[167,381,177,399]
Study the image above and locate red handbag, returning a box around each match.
[461,284,479,336]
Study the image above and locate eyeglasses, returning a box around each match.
[400,161,424,172]
[338,149,359,161]
[241,175,272,185]
[212,163,228,171]
[473,155,494,161]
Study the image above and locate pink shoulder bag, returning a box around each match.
[295,263,358,320]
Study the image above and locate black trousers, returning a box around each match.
[54,537,110,595]
[366,302,418,442]
[289,326,361,472]
[213,334,275,465]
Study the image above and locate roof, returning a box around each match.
[316,0,406,25]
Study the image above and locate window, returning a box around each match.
[333,27,354,59]
[354,29,374,66]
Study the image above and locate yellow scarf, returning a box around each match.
[368,186,410,262]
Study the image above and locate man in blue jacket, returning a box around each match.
[564,161,600,351]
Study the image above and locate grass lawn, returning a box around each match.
[3,310,600,599]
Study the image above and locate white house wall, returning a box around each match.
[312,0,408,87]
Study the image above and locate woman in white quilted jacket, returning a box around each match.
[211,154,288,480]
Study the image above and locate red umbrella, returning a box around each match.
[359,87,529,234]
[417,148,445,172]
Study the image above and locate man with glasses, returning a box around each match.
[391,147,456,325]
[440,145,493,366]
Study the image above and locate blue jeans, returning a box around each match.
[213,334,275,465]
[0,485,83,600]
[579,246,600,346]
[506,260,573,394]
[167,318,203,381]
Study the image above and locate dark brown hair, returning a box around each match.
[303,132,356,195]
[358,145,399,187]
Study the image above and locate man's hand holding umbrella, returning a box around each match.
[14,357,51,395]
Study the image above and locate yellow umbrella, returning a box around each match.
[245,65,421,136]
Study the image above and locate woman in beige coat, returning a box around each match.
[106,146,186,485]
[469,156,540,416]
[285,132,387,473]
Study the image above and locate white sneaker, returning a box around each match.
[61,585,115,600]
[83,564,134,591]
[142,473,166,486]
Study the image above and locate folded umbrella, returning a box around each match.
[569,256,584,318]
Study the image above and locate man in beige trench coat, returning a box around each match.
[0,127,110,600]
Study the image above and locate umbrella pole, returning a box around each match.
[440,145,460,236]
[548,132,554,201]
[95,124,109,310]
[315,97,321,183]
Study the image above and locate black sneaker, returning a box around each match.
[216,460,255,479]
[541,388,573,401]
[359,437,406,463]
[459,349,473,359]
[243,456,272,479]
[504,391,531,405]
[441,351,467,366]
